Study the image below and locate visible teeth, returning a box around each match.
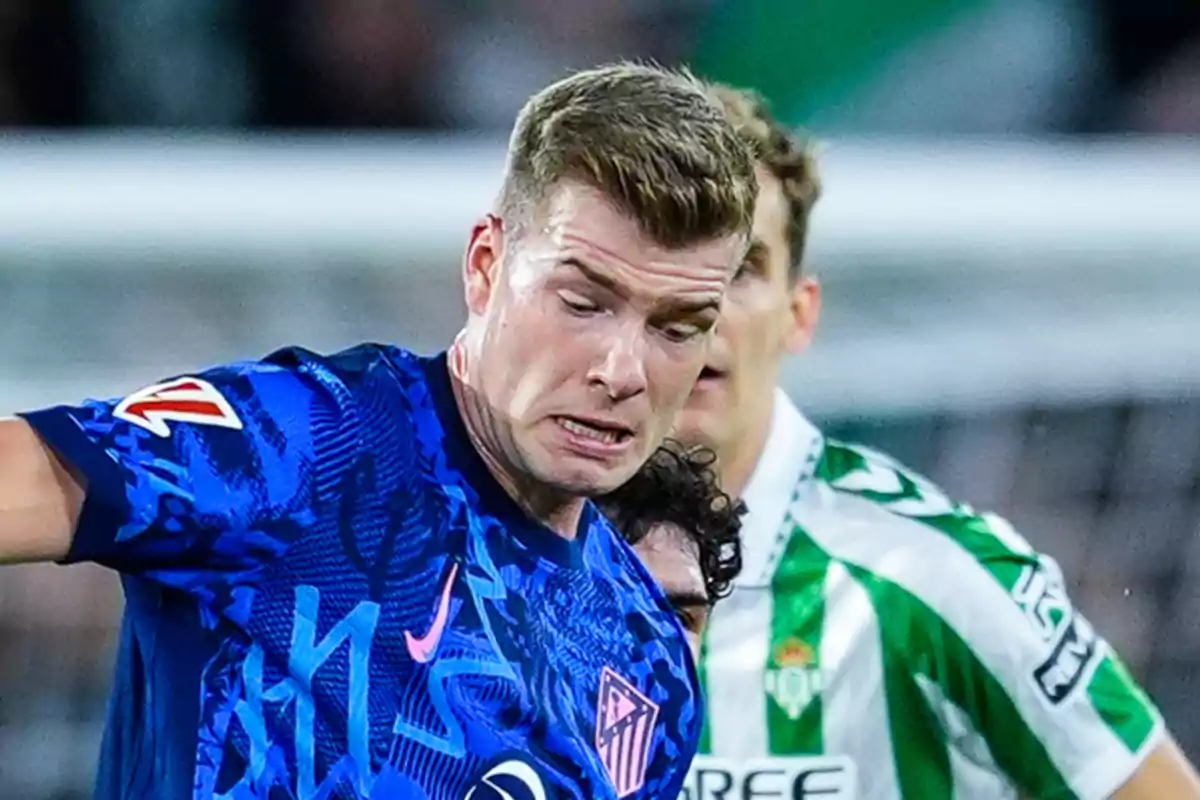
[560,418,621,444]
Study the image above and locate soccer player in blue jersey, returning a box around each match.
[0,63,758,799]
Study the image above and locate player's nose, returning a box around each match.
[588,328,648,403]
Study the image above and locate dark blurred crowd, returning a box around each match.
[0,0,707,130]
[1085,0,1200,133]
[0,0,1197,134]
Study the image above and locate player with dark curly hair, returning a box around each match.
[596,441,745,656]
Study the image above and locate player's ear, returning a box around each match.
[783,274,821,354]
[463,214,504,315]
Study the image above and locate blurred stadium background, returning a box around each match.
[2,0,1200,797]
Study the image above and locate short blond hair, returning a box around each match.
[707,84,821,279]
[499,63,758,249]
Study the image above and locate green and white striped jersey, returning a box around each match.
[684,391,1163,800]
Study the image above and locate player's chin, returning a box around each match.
[545,457,640,497]
[672,406,720,448]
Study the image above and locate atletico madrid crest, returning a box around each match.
[114,377,243,438]
[595,666,659,798]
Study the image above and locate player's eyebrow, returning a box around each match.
[658,295,721,318]
[666,589,711,611]
[743,239,769,269]
[562,257,621,294]
[563,257,722,317]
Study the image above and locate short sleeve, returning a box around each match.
[18,351,356,589]
[814,442,1164,799]
[901,514,1164,800]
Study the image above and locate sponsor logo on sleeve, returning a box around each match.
[114,377,243,438]
[1011,560,1102,705]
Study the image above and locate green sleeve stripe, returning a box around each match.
[1087,654,1159,754]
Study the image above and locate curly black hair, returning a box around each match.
[596,440,745,604]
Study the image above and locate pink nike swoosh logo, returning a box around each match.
[405,561,459,663]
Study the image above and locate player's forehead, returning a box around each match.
[633,523,705,596]
[532,181,743,300]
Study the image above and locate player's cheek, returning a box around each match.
[662,350,707,414]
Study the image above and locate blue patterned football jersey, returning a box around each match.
[20,344,702,800]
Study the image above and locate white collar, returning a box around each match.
[736,388,823,587]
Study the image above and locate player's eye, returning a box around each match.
[663,324,702,343]
[659,317,712,344]
[558,290,601,315]
[735,255,767,283]
[674,606,703,634]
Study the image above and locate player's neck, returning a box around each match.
[447,340,586,539]
[717,395,776,499]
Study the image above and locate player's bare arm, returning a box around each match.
[0,417,81,564]
[1112,737,1200,798]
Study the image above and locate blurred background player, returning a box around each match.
[596,441,747,656]
[0,63,758,800]
[670,83,1200,799]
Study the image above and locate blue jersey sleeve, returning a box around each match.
[18,350,358,589]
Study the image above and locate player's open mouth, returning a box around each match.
[554,416,634,448]
[697,366,725,382]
